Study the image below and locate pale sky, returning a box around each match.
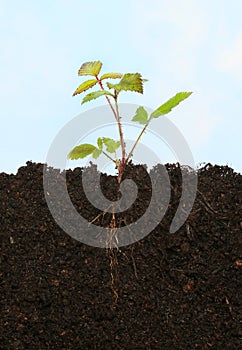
[1,0,242,174]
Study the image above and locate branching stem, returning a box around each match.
[125,123,149,165]
[115,93,125,166]
[102,150,116,164]
[96,75,126,182]
[96,76,117,121]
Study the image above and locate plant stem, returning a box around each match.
[102,150,116,164]
[114,95,126,183]
[96,75,126,182]
[125,123,149,165]
[96,76,118,121]
[114,96,126,165]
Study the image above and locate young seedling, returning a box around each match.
[67,61,192,301]
[68,60,192,183]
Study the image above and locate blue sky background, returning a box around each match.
[1,0,242,174]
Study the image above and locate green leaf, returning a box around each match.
[92,148,102,159]
[107,73,143,94]
[102,137,121,153]
[131,106,149,125]
[150,92,193,119]
[78,61,102,76]
[72,79,98,96]
[100,72,123,80]
[81,90,113,104]
[67,144,97,160]
[97,137,103,149]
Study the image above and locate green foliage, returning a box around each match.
[102,137,120,153]
[68,144,97,160]
[97,137,103,149]
[92,148,102,159]
[100,73,123,80]
[67,137,121,162]
[82,90,113,104]
[78,61,102,76]
[68,60,193,176]
[150,92,192,119]
[131,106,149,125]
[107,73,143,94]
[73,79,98,96]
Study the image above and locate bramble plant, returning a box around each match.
[68,61,192,182]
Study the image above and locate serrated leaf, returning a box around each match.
[150,92,193,119]
[100,72,123,80]
[78,61,102,76]
[132,106,149,125]
[92,148,102,159]
[102,137,121,153]
[107,73,143,94]
[67,144,97,160]
[72,79,98,96]
[81,90,113,104]
[106,82,116,90]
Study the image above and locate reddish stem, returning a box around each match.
[96,76,117,120]
[96,75,126,182]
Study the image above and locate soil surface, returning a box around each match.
[0,161,241,349]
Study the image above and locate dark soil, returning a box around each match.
[0,161,241,349]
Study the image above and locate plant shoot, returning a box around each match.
[68,61,192,182]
